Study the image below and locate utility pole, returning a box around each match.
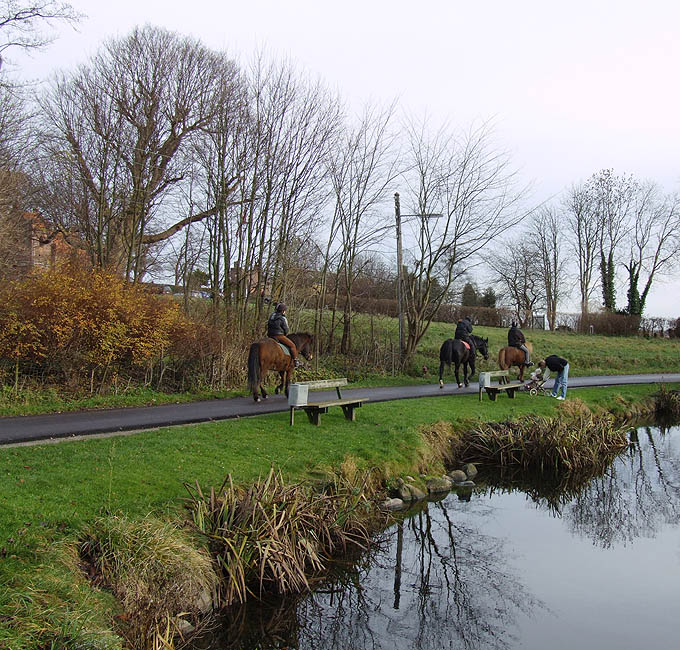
[395,192,405,360]
[394,192,443,363]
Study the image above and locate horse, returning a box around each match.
[247,332,314,402]
[498,341,533,381]
[439,334,489,388]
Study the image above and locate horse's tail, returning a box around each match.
[247,343,261,394]
[498,347,507,370]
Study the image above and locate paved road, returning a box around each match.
[1,373,679,446]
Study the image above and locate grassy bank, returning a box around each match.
[1,383,677,648]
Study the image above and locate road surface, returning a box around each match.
[1,373,679,446]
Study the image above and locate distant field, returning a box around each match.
[304,310,680,379]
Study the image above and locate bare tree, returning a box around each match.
[532,206,565,329]
[564,182,599,317]
[588,169,636,311]
[487,239,543,326]
[400,118,527,361]
[328,101,398,354]
[36,26,240,279]
[623,184,680,315]
[0,0,81,71]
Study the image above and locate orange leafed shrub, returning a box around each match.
[0,265,191,381]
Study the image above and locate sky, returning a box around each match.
[11,0,680,318]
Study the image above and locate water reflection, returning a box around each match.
[199,424,680,650]
[567,425,680,547]
[204,500,543,650]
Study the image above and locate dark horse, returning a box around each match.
[439,334,489,388]
[498,341,533,382]
[247,332,314,402]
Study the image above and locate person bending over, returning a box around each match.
[539,355,569,400]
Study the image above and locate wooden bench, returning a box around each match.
[483,382,524,401]
[288,378,368,425]
[478,370,510,401]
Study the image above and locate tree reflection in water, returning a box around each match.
[195,424,680,650]
[567,424,680,548]
[201,499,543,650]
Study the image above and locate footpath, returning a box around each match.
[1,373,679,446]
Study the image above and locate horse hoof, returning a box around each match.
[254,397,260,403]
[439,381,444,389]
[274,388,280,395]
[457,383,462,388]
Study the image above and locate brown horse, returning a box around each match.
[247,332,314,402]
[498,341,533,381]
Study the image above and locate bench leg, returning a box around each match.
[507,389,516,399]
[341,405,356,421]
[290,407,295,426]
[304,408,322,425]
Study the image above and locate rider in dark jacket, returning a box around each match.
[508,321,532,366]
[454,316,475,351]
[267,303,300,367]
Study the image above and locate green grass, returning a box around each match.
[0,381,676,648]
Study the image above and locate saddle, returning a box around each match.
[275,341,291,356]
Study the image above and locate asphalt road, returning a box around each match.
[1,373,679,446]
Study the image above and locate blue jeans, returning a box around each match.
[551,363,569,398]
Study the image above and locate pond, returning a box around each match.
[197,423,680,649]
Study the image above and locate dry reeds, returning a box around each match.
[78,515,218,648]
[655,385,680,418]
[185,469,379,607]
[451,412,629,473]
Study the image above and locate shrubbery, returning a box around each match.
[0,264,232,392]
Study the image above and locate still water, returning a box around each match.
[204,424,680,650]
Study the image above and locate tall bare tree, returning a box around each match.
[487,239,543,326]
[532,206,565,329]
[564,182,599,317]
[623,184,680,315]
[328,101,398,354]
[401,118,527,361]
[588,169,636,311]
[36,26,240,279]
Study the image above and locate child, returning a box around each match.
[525,364,549,391]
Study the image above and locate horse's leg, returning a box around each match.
[466,356,475,387]
[454,361,463,388]
[518,364,525,382]
[439,359,446,388]
[275,370,285,394]
[285,365,292,397]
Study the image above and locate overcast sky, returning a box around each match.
[12,0,680,318]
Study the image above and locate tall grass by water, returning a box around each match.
[185,469,380,607]
[451,409,630,472]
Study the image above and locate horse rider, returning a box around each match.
[508,320,532,366]
[454,315,475,353]
[267,303,301,368]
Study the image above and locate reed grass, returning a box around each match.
[451,411,630,473]
[655,385,680,418]
[78,515,218,649]
[185,469,381,607]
